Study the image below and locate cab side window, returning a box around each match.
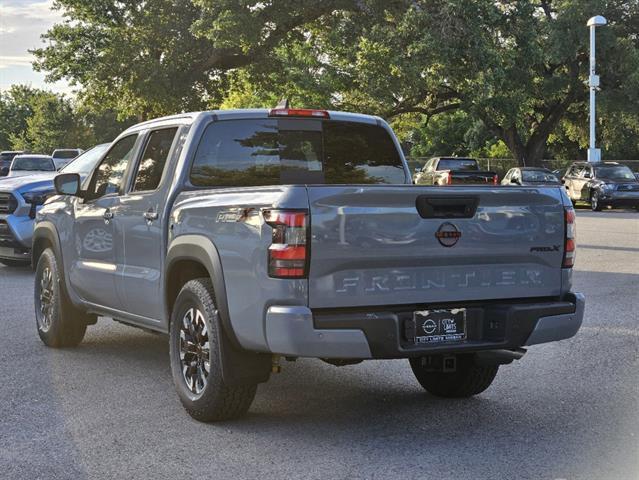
[567,165,580,177]
[86,135,138,200]
[132,128,178,192]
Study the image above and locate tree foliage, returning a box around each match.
[0,85,134,153]
[32,0,639,164]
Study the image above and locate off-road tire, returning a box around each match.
[409,355,499,398]
[34,248,88,347]
[0,258,30,267]
[169,278,257,422]
[590,191,603,211]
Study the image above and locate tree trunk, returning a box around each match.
[501,126,549,167]
[501,127,528,166]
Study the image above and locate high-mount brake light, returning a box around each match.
[268,108,330,119]
[263,209,309,278]
[563,207,576,268]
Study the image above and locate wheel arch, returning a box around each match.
[32,222,60,271]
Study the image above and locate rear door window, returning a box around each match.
[190,119,405,187]
[132,128,177,192]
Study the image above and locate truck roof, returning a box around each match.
[122,109,384,135]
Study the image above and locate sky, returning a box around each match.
[0,0,72,95]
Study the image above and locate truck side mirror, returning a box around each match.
[54,173,81,196]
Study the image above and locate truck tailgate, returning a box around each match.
[307,185,565,309]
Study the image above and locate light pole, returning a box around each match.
[587,15,607,163]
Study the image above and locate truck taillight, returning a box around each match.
[263,209,309,278]
[447,172,452,185]
[563,207,576,268]
[493,174,499,185]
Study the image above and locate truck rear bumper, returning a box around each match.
[264,293,585,359]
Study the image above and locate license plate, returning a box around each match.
[413,309,466,344]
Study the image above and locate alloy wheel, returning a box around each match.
[38,267,54,332]
[179,307,210,396]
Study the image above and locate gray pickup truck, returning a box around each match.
[32,108,584,422]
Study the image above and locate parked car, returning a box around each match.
[414,157,498,185]
[8,154,56,177]
[0,151,24,176]
[33,108,583,422]
[0,144,109,267]
[501,167,562,186]
[51,148,83,169]
[563,161,639,211]
[552,167,570,183]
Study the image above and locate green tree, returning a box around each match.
[0,85,44,150]
[10,93,80,153]
[33,1,639,165]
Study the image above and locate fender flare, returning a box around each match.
[32,221,82,306]
[165,234,271,386]
[165,234,239,349]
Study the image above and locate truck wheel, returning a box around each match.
[590,192,602,211]
[409,355,499,398]
[0,258,30,267]
[169,278,257,422]
[34,248,88,347]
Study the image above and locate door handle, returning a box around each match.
[143,210,158,223]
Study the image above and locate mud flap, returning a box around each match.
[215,315,271,387]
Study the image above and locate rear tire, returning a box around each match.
[409,355,499,398]
[169,278,257,422]
[0,258,29,267]
[34,248,88,348]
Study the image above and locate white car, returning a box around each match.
[8,154,56,177]
[51,148,83,169]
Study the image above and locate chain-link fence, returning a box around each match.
[406,157,639,179]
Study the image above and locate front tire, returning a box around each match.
[34,248,88,347]
[169,278,257,422]
[409,354,499,398]
[590,191,603,211]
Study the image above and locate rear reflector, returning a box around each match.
[263,209,309,278]
[269,108,330,119]
[563,207,576,268]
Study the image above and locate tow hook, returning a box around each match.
[442,356,457,372]
[271,354,282,373]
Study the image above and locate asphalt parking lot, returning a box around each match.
[0,209,637,480]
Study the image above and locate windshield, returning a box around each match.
[437,159,478,171]
[61,144,110,175]
[53,150,80,159]
[11,156,55,171]
[190,119,406,186]
[522,170,560,183]
[0,153,19,165]
[594,165,635,181]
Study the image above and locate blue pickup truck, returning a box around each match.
[32,108,584,422]
[0,144,108,266]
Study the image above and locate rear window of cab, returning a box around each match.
[190,119,406,186]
